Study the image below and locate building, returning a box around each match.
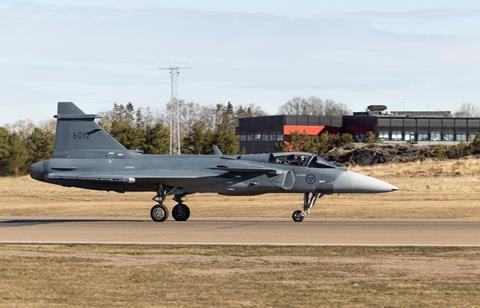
[237,105,480,154]
[237,115,342,153]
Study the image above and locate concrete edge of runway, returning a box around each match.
[2,216,480,223]
[1,241,480,247]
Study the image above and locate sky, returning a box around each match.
[1,0,480,124]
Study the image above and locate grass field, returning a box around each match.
[1,157,480,219]
[0,244,479,307]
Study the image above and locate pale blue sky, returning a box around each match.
[1,0,480,123]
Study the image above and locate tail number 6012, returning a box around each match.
[73,132,90,140]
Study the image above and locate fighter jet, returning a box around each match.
[30,102,398,222]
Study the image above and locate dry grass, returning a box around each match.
[0,244,479,307]
[1,157,480,219]
[354,156,480,177]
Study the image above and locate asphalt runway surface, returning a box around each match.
[0,217,479,246]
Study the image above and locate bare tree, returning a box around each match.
[278,97,309,115]
[160,100,217,139]
[5,120,36,136]
[197,105,216,130]
[278,96,348,116]
[38,119,57,134]
[324,99,349,116]
[455,103,480,117]
[235,104,267,118]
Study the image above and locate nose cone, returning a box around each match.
[334,171,398,193]
[30,161,45,181]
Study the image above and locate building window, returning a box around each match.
[240,134,247,141]
[469,133,479,141]
[261,134,269,141]
[378,131,389,140]
[276,134,284,141]
[255,133,262,141]
[247,134,254,141]
[418,132,429,141]
[404,131,415,141]
[430,132,441,141]
[456,132,467,141]
[391,131,403,141]
[443,133,454,141]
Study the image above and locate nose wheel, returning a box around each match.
[292,210,304,222]
[292,193,324,222]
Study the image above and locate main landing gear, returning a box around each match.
[172,195,190,221]
[150,185,190,222]
[292,193,324,223]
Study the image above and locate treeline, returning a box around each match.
[0,126,55,176]
[98,101,246,155]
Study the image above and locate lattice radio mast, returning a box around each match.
[158,66,191,155]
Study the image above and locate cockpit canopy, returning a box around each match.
[305,155,337,169]
[235,151,340,169]
[267,152,336,168]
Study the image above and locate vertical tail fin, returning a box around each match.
[54,102,126,156]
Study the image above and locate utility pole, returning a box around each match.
[158,66,191,155]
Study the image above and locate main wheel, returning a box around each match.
[172,204,190,221]
[150,204,169,222]
[292,210,305,223]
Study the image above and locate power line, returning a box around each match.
[158,66,192,155]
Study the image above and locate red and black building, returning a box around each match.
[237,115,343,153]
[237,106,480,154]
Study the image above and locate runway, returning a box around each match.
[1,217,479,246]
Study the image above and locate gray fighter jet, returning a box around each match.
[30,102,398,222]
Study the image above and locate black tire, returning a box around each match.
[292,210,304,223]
[172,204,190,221]
[150,204,169,222]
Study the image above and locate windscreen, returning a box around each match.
[307,156,335,169]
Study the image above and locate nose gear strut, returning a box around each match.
[292,193,324,222]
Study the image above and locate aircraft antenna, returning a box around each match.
[158,66,192,155]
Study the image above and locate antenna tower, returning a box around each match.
[158,66,191,155]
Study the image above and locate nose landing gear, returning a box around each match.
[292,193,324,222]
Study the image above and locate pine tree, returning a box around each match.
[5,132,29,176]
[212,124,239,155]
[142,123,170,154]
[0,128,10,175]
[25,127,55,165]
[183,122,213,154]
